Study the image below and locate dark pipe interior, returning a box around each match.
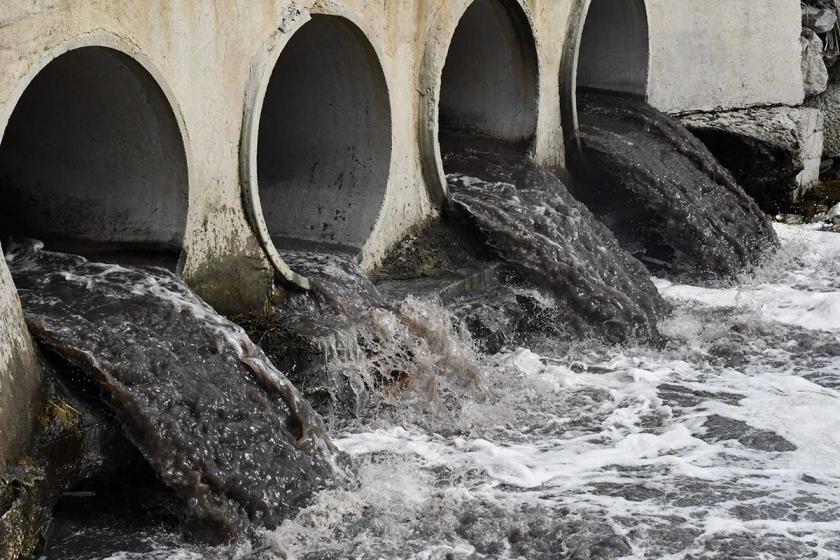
[0,47,189,270]
[257,15,392,255]
[576,0,649,98]
[439,0,539,158]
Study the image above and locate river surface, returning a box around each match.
[42,222,840,559]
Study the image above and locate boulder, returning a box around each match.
[802,29,829,97]
[803,4,838,34]
[681,107,824,212]
[806,83,840,159]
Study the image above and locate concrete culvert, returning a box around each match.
[561,0,650,160]
[0,46,189,269]
[576,0,650,97]
[439,0,539,155]
[256,15,392,254]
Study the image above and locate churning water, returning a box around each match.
[5,241,336,543]
[445,150,666,345]
[34,222,840,559]
[576,92,778,281]
[6,102,837,557]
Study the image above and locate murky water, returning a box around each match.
[36,223,840,559]
[576,92,778,280]
[445,150,666,344]
[5,241,336,544]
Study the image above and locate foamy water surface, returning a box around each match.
[60,224,840,559]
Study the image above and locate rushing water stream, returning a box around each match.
[576,92,778,280]
[33,222,840,559]
[4,241,336,544]
[444,150,666,344]
[6,96,838,558]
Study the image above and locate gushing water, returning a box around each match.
[269,223,840,559]
[42,223,840,559]
[576,91,778,280]
[445,150,667,344]
[239,250,482,425]
[5,241,336,543]
[28,223,840,559]
[11,129,835,557]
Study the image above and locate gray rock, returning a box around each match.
[803,4,838,34]
[806,83,840,158]
[802,29,829,97]
[681,107,824,212]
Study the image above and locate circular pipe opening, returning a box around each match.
[255,15,392,255]
[438,0,539,160]
[0,46,189,269]
[560,0,650,163]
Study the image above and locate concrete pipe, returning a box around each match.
[420,0,539,204]
[0,46,189,270]
[254,15,392,257]
[560,0,650,163]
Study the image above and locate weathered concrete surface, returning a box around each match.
[0,1,577,301]
[0,249,42,472]
[681,107,824,211]
[646,0,804,113]
[576,0,648,97]
[561,0,804,164]
[0,0,805,298]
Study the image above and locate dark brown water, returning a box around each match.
[445,150,667,345]
[576,91,778,280]
[5,240,336,544]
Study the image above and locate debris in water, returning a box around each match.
[444,149,667,344]
[4,240,336,543]
[576,91,778,280]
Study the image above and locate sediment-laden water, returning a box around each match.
[5,241,336,543]
[445,150,667,344]
[37,224,840,559]
[576,91,778,280]
[239,249,482,424]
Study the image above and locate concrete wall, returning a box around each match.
[0,254,42,472]
[0,0,807,470]
[646,0,804,113]
[0,0,573,302]
[0,47,188,257]
[561,0,804,161]
[0,0,574,467]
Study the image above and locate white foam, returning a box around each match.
[657,224,840,333]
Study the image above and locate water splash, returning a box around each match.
[239,250,482,425]
[576,91,778,280]
[35,224,840,559]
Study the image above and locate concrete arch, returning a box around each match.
[419,0,540,204]
[242,6,393,289]
[560,0,651,163]
[0,35,191,270]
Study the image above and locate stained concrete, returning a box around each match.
[577,0,649,97]
[0,0,809,493]
[439,0,539,147]
[646,0,804,113]
[681,106,824,210]
[561,0,803,163]
[0,47,188,261]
